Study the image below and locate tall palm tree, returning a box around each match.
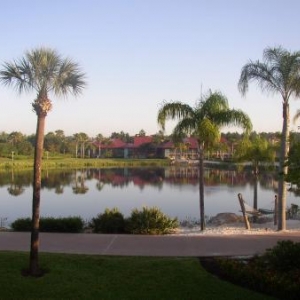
[0,47,86,276]
[238,46,300,231]
[157,91,252,230]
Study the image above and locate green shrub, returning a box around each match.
[40,216,84,233]
[126,206,178,235]
[89,208,125,233]
[11,218,31,231]
[11,216,84,233]
[259,240,300,272]
[207,240,300,299]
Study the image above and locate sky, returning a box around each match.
[1,0,300,138]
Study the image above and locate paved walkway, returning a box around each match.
[1,232,300,257]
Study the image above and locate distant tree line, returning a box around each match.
[2,127,300,160]
[0,129,147,158]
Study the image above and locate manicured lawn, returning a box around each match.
[0,252,274,300]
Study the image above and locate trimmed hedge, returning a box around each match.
[11,216,84,233]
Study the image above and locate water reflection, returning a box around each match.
[0,167,299,225]
[6,169,25,196]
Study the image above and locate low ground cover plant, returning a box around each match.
[201,240,300,299]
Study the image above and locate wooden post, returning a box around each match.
[274,194,278,226]
[238,193,250,230]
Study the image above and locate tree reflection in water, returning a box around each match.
[0,167,298,223]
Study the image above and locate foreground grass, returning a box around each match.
[0,252,273,300]
[0,157,170,170]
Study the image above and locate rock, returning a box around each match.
[208,213,242,226]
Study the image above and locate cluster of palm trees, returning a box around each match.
[1,46,300,276]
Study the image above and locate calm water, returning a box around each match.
[0,167,299,226]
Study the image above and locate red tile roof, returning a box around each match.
[134,136,153,147]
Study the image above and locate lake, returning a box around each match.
[0,167,299,227]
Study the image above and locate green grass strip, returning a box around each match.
[0,252,274,300]
[0,158,170,170]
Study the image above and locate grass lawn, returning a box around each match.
[0,252,274,300]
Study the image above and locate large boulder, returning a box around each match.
[208,213,242,226]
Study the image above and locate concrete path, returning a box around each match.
[1,232,300,257]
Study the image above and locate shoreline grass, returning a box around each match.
[0,251,273,300]
[0,157,171,170]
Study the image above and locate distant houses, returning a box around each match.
[91,135,233,161]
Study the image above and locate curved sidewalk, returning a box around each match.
[1,232,300,257]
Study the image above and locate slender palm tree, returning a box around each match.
[0,47,86,276]
[234,136,276,214]
[95,133,104,157]
[157,91,252,230]
[238,46,300,231]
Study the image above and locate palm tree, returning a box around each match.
[157,91,252,230]
[0,47,86,276]
[95,133,104,157]
[234,136,276,214]
[238,46,300,231]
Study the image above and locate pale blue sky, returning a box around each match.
[1,0,300,137]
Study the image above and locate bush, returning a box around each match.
[11,218,31,231]
[40,217,84,233]
[259,240,300,272]
[203,240,300,300]
[89,208,125,233]
[126,206,178,235]
[11,216,84,233]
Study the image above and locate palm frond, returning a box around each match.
[239,46,300,101]
[293,109,300,124]
[199,91,229,116]
[1,47,86,104]
[238,60,280,96]
[157,101,194,130]
[214,110,252,135]
[0,60,31,94]
[53,58,86,96]
[173,118,197,137]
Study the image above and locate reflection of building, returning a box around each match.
[90,167,255,188]
[92,136,200,160]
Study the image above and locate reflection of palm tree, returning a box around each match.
[158,91,252,230]
[8,169,24,196]
[96,169,105,191]
[7,185,25,196]
[55,185,64,194]
[73,170,89,194]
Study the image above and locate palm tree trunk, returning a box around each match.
[253,168,258,223]
[253,163,258,210]
[29,115,46,276]
[198,143,205,231]
[278,101,289,231]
